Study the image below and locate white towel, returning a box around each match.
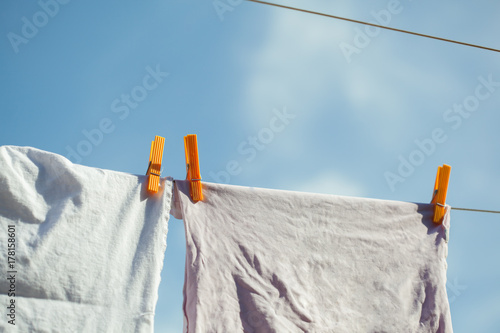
[0,146,172,333]
[172,180,453,333]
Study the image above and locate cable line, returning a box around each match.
[245,0,500,54]
[451,207,500,214]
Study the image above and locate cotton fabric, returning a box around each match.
[0,146,172,332]
[172,180,453,333]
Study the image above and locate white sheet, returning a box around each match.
[0,146,172,332]
[173,180,453,333]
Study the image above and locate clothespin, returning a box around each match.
[184,134,203,202]
[431,164,451,224]
[146,135,165,193]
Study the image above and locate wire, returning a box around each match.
[451,207,500,214]
[437,201,500,214]
[245,0,500,54]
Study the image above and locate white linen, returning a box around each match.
[0,146,172,332]
[173,180,453,333]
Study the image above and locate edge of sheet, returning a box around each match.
[168,180,190,333]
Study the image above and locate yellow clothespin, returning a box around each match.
[146,135,165,193]
[184,134,203,202]
[431,164,451,224]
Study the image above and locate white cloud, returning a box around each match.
[240,4,354,122]
[292,170,367,197]
[236,0,500,168]
[238,1,470,145]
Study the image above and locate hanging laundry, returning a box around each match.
[172,180,453,333]
[0,146,172,332]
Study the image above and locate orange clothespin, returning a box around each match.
[146,135,165,193]
[184,134,203,202]
[431,164,451,224]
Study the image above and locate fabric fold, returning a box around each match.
[0,146,172,333]
[175,180,453,333]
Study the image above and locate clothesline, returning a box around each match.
[451,207,500,214]
[245,0,500,54]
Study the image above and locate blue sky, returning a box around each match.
[1,0,499,331]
